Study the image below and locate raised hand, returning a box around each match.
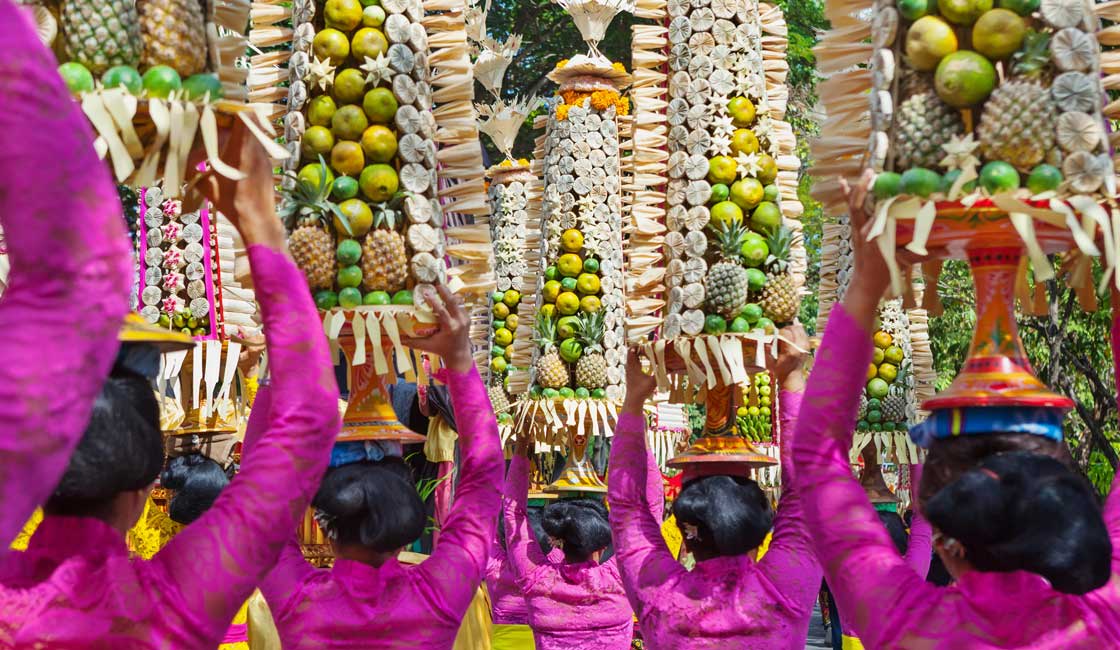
[773,323,810,392]
[622,348,657,416]
[401,283,473,373]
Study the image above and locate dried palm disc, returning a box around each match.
[669,16,693,43]
[686,180,713,206]
[381,0,407,13]
[1062,150,1108,193]
[669,43,692,72]
[689,54,714,79]
[670,71,692,98]
[1040,0,1084,29]
[683,283,706,308]
[668,99,689,127]
[389,44,416,74]
[669,125,689,149]
[710,69,735,96]
[398,133,426,162]
[691,7,716,31]
[668,286,685,311]
[34,6,56,46]
[415,50,429,75]
[559,155,576,174]
[689,31,716,56]
[411,253,442,283]
[393,74,418,104]
[409,23,428,52]
[685,231,708,257]
[408,223,440,252]
[684,257,708,283]
[585,113,603,131]
[666,231,687,257]
[871,90,894,131]
[420,110,437,138]
[585,130,605,150]
[417,82,433,110]
[429,199,444,227]
[669,0,689,17]
[665,313,684,339]
[691,0,709,8]
[1051,72,1099,112]
[395,105,423,134]
[681,310,706,336]
[686,103,708,128]
[667,205,688,231]
[685,153,710,180]
[385,14,412,43]
[686,129,712,155]
[868,131,890,171]
[686,206,710,231]
[1057,111,1102,152]
[1052,28,1097,72]
[406,0,424,22]
[872,48,896,90]
[589,149,607,168]
[712,0,737,19]
[872,8,899,49]
[400,163,431,193]
[572,176,592,196]
[666,151,688,180]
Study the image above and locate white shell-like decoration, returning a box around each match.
[682,283,706,308]
[681,309,706,336]
[1062,150,1109,193]
[411,252,442,283]
[1040,0,1085,29]
[1051,28,1097,72]
[685,180,713,206]
[1051,72,1100,113]
[685,206,710,231]
[408,223,440,252]
[872,8,899,49]
[1056,111,1102,152]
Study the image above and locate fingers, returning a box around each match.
[847,169,874,231]
[423,285,452,325]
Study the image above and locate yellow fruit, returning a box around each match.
[576,273,600,295]
[539,304,557,320]
[906,16,958,71]
[494,327,513,346]
[731,128,759,155]
[971,9,1025,59]
[313,28,350,66]
[352,28,389,61]
[336,199,374,237]
[579,295,601,313]
[308,95,337,127]
[557,253,583,277]
[324,0,363,30]
[561,229,584,252]
[543,280,562,302]
[360,125,397,163]
[333,68,367,105]
[503,289,521,307]
[302,125,335,159]
[556,292,581,315]
[867,363,878,380]
[359,164,399,201]
[331,105,369,142]
[506,314,520,330]
[363,87,398,124]
[707,155,738,185]
[878,363,899,383]
[330,140,365,176]
[728,96,756,127]
[756,154,778,185]
[873,330,893,349]
[493,302,510,319]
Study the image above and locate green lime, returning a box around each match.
[58,62,94,94]
[755,317,775,334]
[1027,164,1062,194]
[980,161,1020,193]
[492,291,505,303]
[530,386,543,398]
[583,258,600,273]
[315,290,339,310]
[337,239,362,265]
[704,314,728,335]
[338,287,363,308]
[998,0,1039,15]
[558,387,576,398]
[710,183,731,204]
[939,168,978,194]
[182,73,223,101]
[575,387,591,399]
[364,290,391,305]
[332,176,360,201]
[872,172,902,199]
[560,338,583,362]
[740,303,763,323]
[392,289,413,305]
[746,268,767,292]
[561,277,578,292]
[337,265,363,288]
[142,65,182,99]
[491,345,506,358]
[899,168,942,198]
[591,388,607,399]
[867,377,890,398]
[102,65,142,94]
[763,184,780,203]
[545,266,559,280]
[749,201,781,235]
[740,231,769,267]
[730,317,751,333]
[934,50,996,107]
[899,0,936,19]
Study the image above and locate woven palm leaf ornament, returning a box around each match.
[465,0,524,99]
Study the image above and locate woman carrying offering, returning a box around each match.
[793,170,1120,648]
[257,284,504,649]
[607,336,820,650]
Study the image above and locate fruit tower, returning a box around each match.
[813,0,1120,445]
[628,0,805,474]
[30,0,287,196]
[511,0,635,493]
[263,0,491,441]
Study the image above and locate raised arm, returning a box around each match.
[1106,299,1120,569]
[904,464,933,579]
[0,0,131,551]
[154,128,341,635]
[502,452,546,580]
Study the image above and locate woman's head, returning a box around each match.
[919,433,1071,509]
[45,367,163,530]
[541,498,611,563]
[876,510,908,556]
[672,474,772,561]
[924,451,1111,594]
[313,457,424,555]
[163,453,231,525]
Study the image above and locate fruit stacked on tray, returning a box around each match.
[735,370,774,443]
[856,300,915,436]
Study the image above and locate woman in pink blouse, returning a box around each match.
[793,171,1120,648]
[503,436,634,650]
[257,284,504,650]
[0,52,343,646]
[607,339,821,650]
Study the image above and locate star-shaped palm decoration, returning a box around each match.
[736,152,763,177]
[711,111,735,137]
[735,71,760,98]
[307,56,336,92]
[577,193,596,222]
[940,133,980,174]
[754,114,774,140]
[360,53,393,88]
[710,132,733,156]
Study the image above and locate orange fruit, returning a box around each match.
[302,125,335,160]
[324,0,363,30]
[938,0,992,24]
[576,273,600,295]
[363,87,399,124]
[298,163,334,188]
[972,9,1025,59]
[331,104,369,141]
[756,154,778,185]
[730,178,764,210]
[731,128,759,156]
[333,69,367,105]
[543,280,562,302]
[359,164,399,202]
[557,253,583,277]
[336,199,373,237]
[710,201,744,226]
[313,28,351,66]
[360,125,398,163]
[556,292,581,315]
[873,330,893,349]
[707,156,738,185]
[561,228,584,252]
[331,140,366,176]
[579,295,602,313]
[308,95,337,127]
[727,96,756,127]
[352,28,389,61]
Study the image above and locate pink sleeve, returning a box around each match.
[503,453,546,579]
[0,0,131,552]
[904,465,933,579]
[1107,309,1120,571]
[154,245,340,634]
[758,389,822,607]
[792,305,934,645]
[416,365,503,615]
[606,412,681,617]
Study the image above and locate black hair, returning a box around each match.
[924,451,1111,595]
[313,457,424,553]
[45,366,163,518]
[541,498,611,563]
[498,503,552,554]
[672,474,772,560]
[163,453,230,525]
[877,510,909,556]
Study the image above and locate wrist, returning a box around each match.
[781,372,806,394]
[621,396,647,416]
[442,349,474,374]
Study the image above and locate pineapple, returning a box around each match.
[704,221,750,318]
[759,226,799,324]
[488,384,511,414]
[533,313,570,389]
[279,167,340,292]
[977,81,1057,172]
[894,93,964,170]
[61,0,143,75]
[574,311,608,390]
[361,202,409,293]
[137,0,207,76]
[882,393,907,423]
